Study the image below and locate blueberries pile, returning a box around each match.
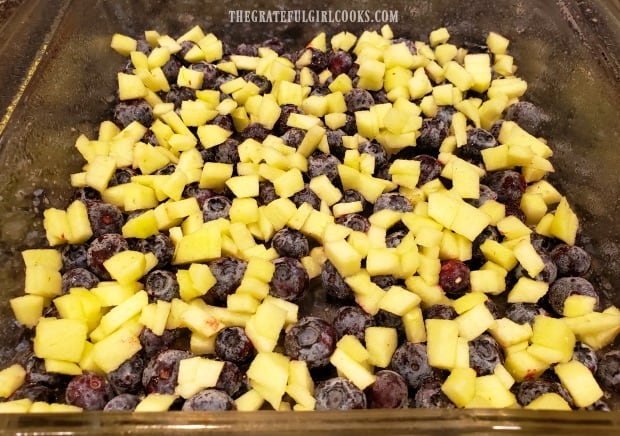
[2,26,619,413]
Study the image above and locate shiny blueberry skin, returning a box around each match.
[271,228,309,258]
[439,260,471,298]
[269,257,309,302]
[215,326,255,365]
[328,50,353,76]
[412,154,443,186]
[314,377,367,410]
[144,269,180,302]
[284,316,337,369]
[291,185,321,210]
[65,373,114,410]
[182,389,236,411]
[366,370,408,409]
[332,305,375,343]
[485,170,526,204]
[142,349,192,395]
[390,342,433,390]
[321,260,355,301]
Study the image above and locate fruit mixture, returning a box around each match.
[0,24,619,413]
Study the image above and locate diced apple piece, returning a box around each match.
[426,318,459,369]
[0,398,32,413]
[524,392,572,410]
[34,318,88,363]
[135,393,179,412]
[10,295,45,328]
[402,307,427,343]
[488,317,533,348]
[550,197,579,245]
[329,348,376,390]
[246,352,290,410]
[507,277,548,304]
[455,303,496,341]
[0,364,27,398]
[467,374,516,408]
[555,360,603,408]
[504,349,549,382]
[441,367,476,407]
[103,250,147,284]
[563,294,597,317]
[378,286,421,316]
[92,327,142,373]
[175,356,225,399]
[98,290,148,336]
[365,326,398,368]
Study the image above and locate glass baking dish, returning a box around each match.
[0,0,619,433]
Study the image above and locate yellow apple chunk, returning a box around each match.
[554,360,603,408]
[34,318,88,363]
[441,367,476,407]
[0,364,27,398]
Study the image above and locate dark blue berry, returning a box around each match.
[181,389,236,411]
[366,370,408,409]
[284,316,337,369]
[314,377,367,410]
[65,373,114,410]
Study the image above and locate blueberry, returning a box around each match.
[86,200,124,237]
[455,128,497,164]
[374,310,405,340]
[241,122,270,141]
[423,304,457,320]
[23,353,69,389]
[469,333,503,376]
[472,226,501,266]
[284,316,337,369]
[328,50,353,76]
[390,342,433,390]
[215,326,255,365]
[366,370,408,409]
[281,128,306,148]
[314,377,367,410]
[344,88,374,112]
[130,233,174,269]
[505,303,548,325]
[412,154,443,186]
[307,152,341,183]
[336,213,370,233]
[207,256,247,305]
[596,350,620,394]
[332,305,374,342]
[439,259,470,298]
[269,257,309,302]
[202,195,232,222]
[60,244,89,271]
[433,106,455,124]
[321,260,354,301]
[485,170,526,204]
[358,141,388,170]
[416,118,448,155]
[162,57,183,84]
[243,72,271,94]
[413,380,456,408]
[291,185,321,210]
[139,328,179,359]
[371,275,398,290]
[373,192,413,213]
[65,373,114,410]
[104,394,140,411]
[547,277,599,316]
[72,187,101,203]
[504,101,549,136]
[86,233,129,280]
[326,129,347,160]
[109,168,138,186]
[513,379,573,407]
[202,138,240,164]
[113,99,153,128]
[144,269,179,302]
[339,189,367,208]
[572,342,598,374]
[215,361,244,397]
[385,229,408,248]
[164,85,195,109]
[513,253,558,283]
[142,349,192,395]
[234,43,258,56]
[9,383,56,403]
[261,37,285,55]
[258,181,278,205]
[274,104,302,136]
[181,389,236,411]
[550,244,592,277]
[303,47,328,73]
[107,353,145,395]
[271,228,309,258]
[61,267,99,294]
